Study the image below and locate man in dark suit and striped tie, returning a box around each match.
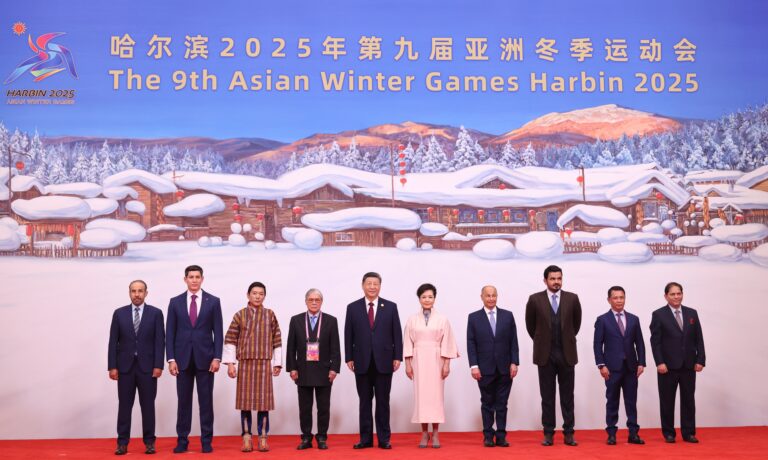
[593,286,646,445]
[650,282,705,444]
[108,280,165,455]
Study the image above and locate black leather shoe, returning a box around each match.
[353,442,373,449]
[317,439,328,450]
[201,444,213,453]
[483,439,495,447]
[564,433,578,446]
[145,442,156,454]
[541,434,554,446]
[115,444,128,455]
[297,439,313,450]
[173,443,188,453]
[378,442,392,449]
[607,434,616,445]
[683,435,699,443]
[628,435,645,445]
[664,435,676,443]
[495,439,510,447]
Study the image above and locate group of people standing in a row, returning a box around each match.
[108,264,706,455]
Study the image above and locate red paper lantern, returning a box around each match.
[565,228,573,236]
[452,208,459,216]
[528,209,536,217]
[399,161,406,167]
[398,152,405,159]
[478,210,485,217]
[576,176,584,183]
[66,224,75,236]
[399,169,406,175]
[232,203,240,211]
[400,177,407,185]
[655,192,663,200]
[427,207,434,214]
[175,190,185,199]
[502,209,511,218]
[25,225,32,236]
[256,213,264,221]
[234,214,243,222]
[398,144,405,151]
[15,161,24,171]
[292,206,303,215]
[499,183,507,190]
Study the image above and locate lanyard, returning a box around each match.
[305,312,322,340]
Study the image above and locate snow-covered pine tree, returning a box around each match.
[520,142,538,167]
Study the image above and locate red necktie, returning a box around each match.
[190,294,198,327]
[368,302,374,330]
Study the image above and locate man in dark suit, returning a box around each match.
[593,286,646,445]
[525,265,582,446]
[344,272,403,449]
[287,288,341,450]
[166,265,223,454]
[108,280,165,455]
[650,282,705,444]
[467,285,519,447]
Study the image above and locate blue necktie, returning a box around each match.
[551,294,559,314]
[310,315,317,331]
[489,310,496,336]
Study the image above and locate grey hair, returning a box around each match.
[305,288,323,300]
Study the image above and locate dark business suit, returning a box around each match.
[344,297,403,445]
[650,305,705,439]
[525,290,582,435]
[108,304,165,447]
[286,311,341,441]
[466,307,519,443]
[593,309,646,436]
[166,290,223,448]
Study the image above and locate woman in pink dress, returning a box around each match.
[404,283,459,448]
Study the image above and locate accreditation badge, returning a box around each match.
[306,341,320,361]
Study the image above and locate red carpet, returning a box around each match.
[0,427,765,459]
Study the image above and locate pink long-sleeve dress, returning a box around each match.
[403,309,459,423]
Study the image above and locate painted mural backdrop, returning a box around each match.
[1,0,767,439]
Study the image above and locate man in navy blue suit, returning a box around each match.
[593,286,646,446]
[650,282,705,444]
[344,272,403,449]
[108,280,165,456]
[467,285,520,447]
[166,265,223,454]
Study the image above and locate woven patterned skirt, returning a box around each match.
[236,359,274,411]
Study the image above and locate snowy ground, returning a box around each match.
[1,242,766,439]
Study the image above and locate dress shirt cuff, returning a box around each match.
[222,344,237,364]
[597,363,605,368]
[470,365,479,369]
[272,347,282,367]
[167,359,175,363]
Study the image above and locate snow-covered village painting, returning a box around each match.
[2,104,768,266]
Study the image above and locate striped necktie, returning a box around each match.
[133,307,140,334]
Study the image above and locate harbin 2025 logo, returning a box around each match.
[5,22,78,102]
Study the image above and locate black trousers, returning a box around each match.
[297,385,332,439]
[658,367,696,438]
[354,361,392,444]
[116,358,157,446]
[175,355,215,446]
[477,370,512,441]
[537,347,575,435]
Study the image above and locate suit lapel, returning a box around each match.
[540,292,552,330]
[373,299,385,330]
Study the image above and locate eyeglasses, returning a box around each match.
[306,299,322,303]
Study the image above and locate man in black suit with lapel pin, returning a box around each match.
[593,286,646,446]
[166,265,223,454]
[286,288,341,450]
[108,280,165,455]
[650,282,705,444]
[345,272,403,449]
[466,285,519,447]
[525,265,582,447]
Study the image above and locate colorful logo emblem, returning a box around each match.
[5,31,78,84]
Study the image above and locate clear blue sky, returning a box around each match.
[1,0,766,141]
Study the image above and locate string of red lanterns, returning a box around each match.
[398,144,407,186]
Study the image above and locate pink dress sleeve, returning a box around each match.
[440,314,460,359]
[403,314,415,359]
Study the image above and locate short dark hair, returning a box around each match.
[129,279,147,290]
[607,286,625,297]
[664,282,683,295]
[543,265,562,279]
[248,281,266,295]
[185,265,203,277]
[362,272,381,283]
[417,283,436,298]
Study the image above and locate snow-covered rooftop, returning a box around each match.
[11,196,92,221]
[103,169,177,193]
[301,207,422,232]
[164,193,225,218]
[689,184,768,210]
[736,165,768,189]
[684,169,743,184]
[46,182,102,198]
[557,204,630,229]
[102,186,139,200]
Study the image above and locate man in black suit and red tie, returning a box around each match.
[593,286,646,446]
[286,288,341,450]
[344,272,403,449]
[166,265,223,454]
[650,282,706,444]
[108,280,165,455]
[525,265,582,447]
